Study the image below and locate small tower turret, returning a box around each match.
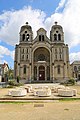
[50,22,64,43]
[19,22,33,43]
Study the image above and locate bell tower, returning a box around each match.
[50,22,64,43]
[20,22,33,43]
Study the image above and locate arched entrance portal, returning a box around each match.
[39,66,45,80]
[33,47,50,81]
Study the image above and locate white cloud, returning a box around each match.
[0,6,45,45]
[55,0,67,12]
[11,51,15,60]
[0,54,3,64]
[0,1,80,48]
[69,52,80,63]
[0,0,80,63]
[0,45,14,62]
[45,0,80,47]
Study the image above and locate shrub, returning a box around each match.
[8,80,15,86]
[8,80,23,87]
[65,79,75,86]
[68,79,75,85]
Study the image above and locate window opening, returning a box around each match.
[54,34,57,41]
[42,35,44,41]
[57,65,60,74]
[23,65,26,74]
[26,34,29,41]
[23,34,25,41]
[58,34,61,41]
[39,35,41,41]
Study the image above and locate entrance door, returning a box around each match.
[39,66,45,80]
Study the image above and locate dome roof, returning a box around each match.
[20,22,32,33]
[51,22,63,31]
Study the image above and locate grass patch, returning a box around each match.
[60,97,80,101]
[0,101,47,104]
[0,101,32,104]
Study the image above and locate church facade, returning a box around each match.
[14,22,71,82]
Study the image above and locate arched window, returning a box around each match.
[60,54,62,60]
[23,65,26,74]
[42,35,44,41]
[54,34,57,41]
[22,48,24,53]
[27,48,28,53]
[23,34,25,41]
[39,35,44,41]
[74,66,77,71]
[57,65,60,74]
[26,34,29,41]
[39,35,41,41]
[22,55,24,60]
[26,55,28,60]
[58,34,61,41]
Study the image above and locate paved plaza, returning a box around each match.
[0,83,80,120]
[0,101,80,120]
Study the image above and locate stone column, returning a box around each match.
[37,66,39,81]
[52,65,54,80]
[63,47,67,79]
[31,50,34,81]
[17,47,20,76]
[52,47,54,81]
[45,66,47,81]
[50,52,52,81]
[29,47,32,80]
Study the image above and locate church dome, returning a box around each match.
[20,22,32,33]
[51,22,63,31]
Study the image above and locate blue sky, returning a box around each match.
[0,0,60,16]
[0,0,80,69]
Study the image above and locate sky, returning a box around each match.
[0,0,80,69]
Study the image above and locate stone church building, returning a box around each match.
[14,22,71,82]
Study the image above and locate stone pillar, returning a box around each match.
[37,66,39,81]
[31,50,34,80]
[29,65,31,80]
[45,66,47,81]
[17,47,20,76]
[52,65,54,80]
[29,47,32,80]
[50,52,52,81]
[63,47,68,79]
